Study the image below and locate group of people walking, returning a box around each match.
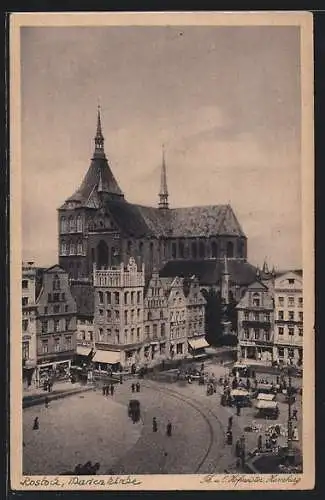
[152,417,172,436]
[102,384,115,396]
[131,382,141,393]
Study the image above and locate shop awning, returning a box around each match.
[93,350,120,365]
[188,337,209,350]
[255,400,278,410]
[76,345,92,357]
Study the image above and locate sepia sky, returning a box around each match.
[21,24,302,270]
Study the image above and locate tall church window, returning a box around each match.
[238,240,245,258]
[179,241,184,258]
[139,241,143,257]
[211,241,218,258]
[227,241,234,258]
[69,217,76,233]
[149,242,154,263]
[77,240,83,255]
[191,241,197,259]
[199,241,206,258]
[172,242,177,259]
[61,241,67,256]
[76,215,82,232]
[60,216,67,233]
[69,242,76,255]
[97,240,109,268]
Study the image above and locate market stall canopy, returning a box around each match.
[93,350,120,364]
[231,389,249,397]
[76,345,92,357]
[257,393,275,401]
[188,337,209,349]
[256,383,273,392]
[255,400,278,409]
[233,363,248,370]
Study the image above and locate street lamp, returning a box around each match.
[285,357,295,465]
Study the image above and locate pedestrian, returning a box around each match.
[226,429,233,445]
[33,417,39,430]
[228,416,233,429]
[246,378,251,390]
[131,383,135,393]
[110,384,114,396]
[235,439,241,457]
[166,421,172,437]
[136,382,140,393]
[120,374,123,384]
[44,396,49,408]
[152,417,158,432]
[91,462,100,474]
[257,434,263,451]
[102,385,106,396]
[236,404,241,416]
[292,408,298,420]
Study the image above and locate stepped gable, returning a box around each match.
[160,259,257,286]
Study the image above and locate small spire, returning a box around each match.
[158,144,169,209]
[223,255,229,275]
[262,259,269,274]
[94,105,105,158]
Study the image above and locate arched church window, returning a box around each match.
[127,240,132,255]
[179,241,184,258]
[60,216,67,233]
[70,217,76,233]
[199,241,206,258]
[191,241,197,259]
[97,240,109,268]
[77,240,83,255]
[76,215,82,232]
[227,241,234,258]
[61,241,67,256]
[69,242,76,255]
[139,241,143,257]
[238,240,245,258]
[172,242,177,259]
[149,242,154,263]
[211,241,218,258]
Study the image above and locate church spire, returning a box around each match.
[158,144,169,209]
[94,105,106,158]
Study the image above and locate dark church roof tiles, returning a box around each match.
[159,259,257,287]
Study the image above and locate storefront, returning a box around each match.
[188,336,209,358]
[36,359,71,387]
[75,344,95,367]
[93,350,121,372]
[22,359,37,387]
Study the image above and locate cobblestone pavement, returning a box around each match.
[23,392,142,475]
[23,359,303,475]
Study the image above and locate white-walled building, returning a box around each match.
[236,280,274,362]
[273,270,303,365]
[22,261,38,386]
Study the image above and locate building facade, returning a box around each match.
[236,280,274,362]
[92,257,145,370]
[143,271,169,365]
[35,265,77,383]
[273,271,303,365]
[22,261,38,386]
[58,109,247,287]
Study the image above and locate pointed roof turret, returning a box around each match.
[65,107,124,205]
[262,259,269,274]
[158,144,169,209]
[94,105,105,159]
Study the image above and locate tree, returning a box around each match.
[201,289,223,346]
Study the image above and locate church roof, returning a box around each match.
[160,259,257,286]
[103,202,246,239]
[66,157,124,205]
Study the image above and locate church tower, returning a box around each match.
[158,145,169,209]
[58,107,124,281]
